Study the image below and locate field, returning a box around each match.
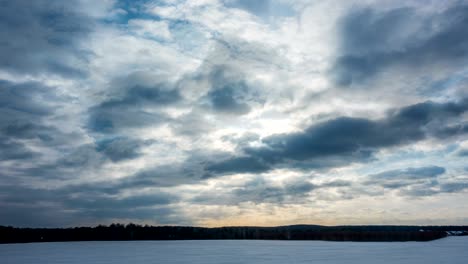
[1,236,467,264]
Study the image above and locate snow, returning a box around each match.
[446,231,466,235]
[1,236,468,264]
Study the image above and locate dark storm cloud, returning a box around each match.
[88,85,181,133]
[331,5,468,86]
[96,137,153,162]
[0,0,93,77]
[206,99,468,175]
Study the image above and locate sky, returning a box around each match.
[0,0,467,228]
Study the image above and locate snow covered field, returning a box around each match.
[1,236,467,264]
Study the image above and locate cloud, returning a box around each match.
[0,182,180,227]
[398,180,468,198]
[0,0,95,77]
[206,83,252,115]
[96,137,153,162]
[169,111,215,137]
[1,0,468,227]
[192,176,353,205]
[0,137,39,161]
[364,166,445,189]
[225,0,273,16]
[331,4,468,86]
[88,83,181,133]
[60,144,103,168]
[359,166,468,198]
[64,193,177,211]
[88,108,168,134]
[0,80,53,117]
[207,98,468,175]
[128,19,172,40]
[120,156,210,187]
[456,148,468,157]
[223,0,295,19]
[167,39,272,133]
[0,79,76,161]
[370,166,446,180]
[232,177,315,204]
[439,182,468,194]
[9,144,104,181]
[196,63,264,116]
[0,204,76,228]
[205,156,271,175]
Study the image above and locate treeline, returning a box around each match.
[1,224,466,244]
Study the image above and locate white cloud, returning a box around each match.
[128,19,173,40]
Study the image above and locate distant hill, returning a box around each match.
[1,224,467,244]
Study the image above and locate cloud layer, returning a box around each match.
[0,0,467,227]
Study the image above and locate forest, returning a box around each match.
[1,224,467,243]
